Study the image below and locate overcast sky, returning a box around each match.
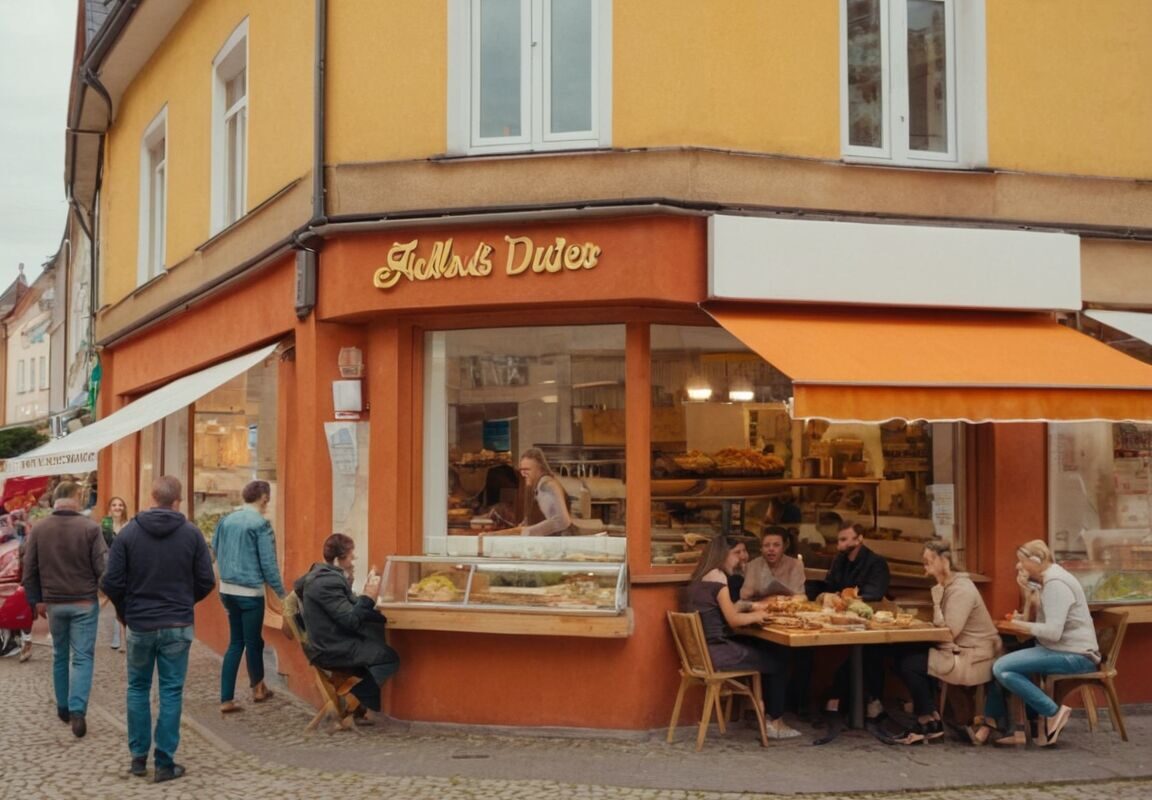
[0,0,77,292]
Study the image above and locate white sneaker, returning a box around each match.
[766,719,802,739]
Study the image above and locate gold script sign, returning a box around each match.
[373,235,601,291]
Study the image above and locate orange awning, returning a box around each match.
[707,305,1152,423]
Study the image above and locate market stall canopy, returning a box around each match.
[706,305,1152,423]
[0,343,278,480]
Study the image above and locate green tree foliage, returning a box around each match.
[0,427,48,459]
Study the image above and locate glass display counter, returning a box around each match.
[376,556,632,637]
[1063,529,1152,606]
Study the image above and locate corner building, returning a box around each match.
[57,0,1152,729]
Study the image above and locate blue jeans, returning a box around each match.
[126,626,193,768]
[992,646,1096,718]
[220,593,265,702]
[46,601,100,716]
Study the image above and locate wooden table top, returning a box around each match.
[741,621,953,647]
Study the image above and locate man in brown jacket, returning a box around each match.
[22,481,106,738]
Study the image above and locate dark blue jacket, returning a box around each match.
[101,508,216,631]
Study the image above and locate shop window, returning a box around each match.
[211,19,248,234]
[1048,422,1152,605]
[137,107,168,285]
[423,325,626,559]
[840,0,986,167]
[192,356,278,540]
[135,410,187,517]
[649,324,966,576]
[447,0,612,155]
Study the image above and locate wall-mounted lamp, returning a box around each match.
[338,347,364,378]
[334,346,365,419]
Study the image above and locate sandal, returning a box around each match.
[251,681,274,703]
[965,723,995,746]
[219,701,243,714]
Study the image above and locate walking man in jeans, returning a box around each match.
[21,481,107,737]
[102,476,215,783]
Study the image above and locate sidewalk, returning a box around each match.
[5,607,1151,798]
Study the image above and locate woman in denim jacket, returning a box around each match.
[212,481,286,713]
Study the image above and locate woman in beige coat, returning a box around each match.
[889,541,1002,744]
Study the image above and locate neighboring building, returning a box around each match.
[11,1,1151,729]
[0,269,30,426]
[3,266,54,428]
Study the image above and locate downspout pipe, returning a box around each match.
[292,0,327,318]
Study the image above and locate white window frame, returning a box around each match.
[839,0,986,168]
[137,107,168,285]
[39,355,47,389]
[447,0,612,156]
[211,18,249,234]
[17,359,25,393]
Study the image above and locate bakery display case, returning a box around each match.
[1063,529,1152,605]
[377,556,628,615]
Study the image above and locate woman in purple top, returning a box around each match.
[685,535,799,739]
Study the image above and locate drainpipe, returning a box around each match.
[294,0,327,318]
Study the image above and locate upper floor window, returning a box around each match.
[137,108,168,285]
[211,19,248,233]
[17,360,25,393]
[448,0,612,155]
[39,355,47,389]
[840,0,986,167]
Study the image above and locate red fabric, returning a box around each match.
[1,476,50,511]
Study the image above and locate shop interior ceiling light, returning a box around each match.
[728,388,755,402]
[686,380,713,401]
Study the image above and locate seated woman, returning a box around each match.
[294,533,399,722]
[488,448,577,537]
[975,539,1099,747]
[685,535,799,739]
[889,541,1002,744]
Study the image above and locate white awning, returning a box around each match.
[0,343,278,479]
[1086,310,1152,349]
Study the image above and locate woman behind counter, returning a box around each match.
[686,535,800,739]
[489,448,577,537]
[888,541,1002,745]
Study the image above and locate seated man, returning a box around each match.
[813,523,891,739]
[294,533,399,722]
[740,527,805,601]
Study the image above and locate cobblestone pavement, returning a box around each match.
[2,609,1150,800]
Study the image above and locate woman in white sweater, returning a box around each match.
[988,539,1099,747]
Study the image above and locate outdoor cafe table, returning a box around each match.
[741,622,953,730]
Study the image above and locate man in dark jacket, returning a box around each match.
[294,533,398,721]
[101,476,215,783]
[814,523,892,741]
[21,481,106,737]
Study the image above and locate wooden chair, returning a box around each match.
[281,591,364,733]
[938,681,987,724]
[666,611,769,751]
[1042,609,1130,742]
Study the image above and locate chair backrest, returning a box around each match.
[281,591,308,645]
[1093,609,1129,671]
[667,611,717,678]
